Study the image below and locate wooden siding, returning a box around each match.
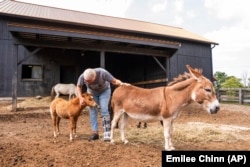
[0,17,214,97]
[169,41,213,81]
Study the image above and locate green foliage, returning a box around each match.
[214,71,227,84]
[221,76,243,88]
[213,71,226,91]
[214,71,244,89]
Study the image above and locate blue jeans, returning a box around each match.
[89,88,111,132]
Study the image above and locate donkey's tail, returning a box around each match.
[108,97,113,121]
[51,86,56,101]
[109,96,119,128]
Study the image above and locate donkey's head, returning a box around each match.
[187,65,220,114]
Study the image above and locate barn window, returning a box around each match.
[21,65,43,81]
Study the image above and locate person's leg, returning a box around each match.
[99,88,111,141]
[88,94,99,141]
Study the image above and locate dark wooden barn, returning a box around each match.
[0,0,218,111]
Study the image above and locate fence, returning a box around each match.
[217,88,250,105]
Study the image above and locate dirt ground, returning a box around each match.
[0,97,250,167]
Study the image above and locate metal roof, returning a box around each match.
[0,0,218,45]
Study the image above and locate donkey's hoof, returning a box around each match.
[124,140,129,144]
[165,146,175,151]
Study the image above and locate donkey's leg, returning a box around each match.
[110,110,123,143]
[163,118,175,151]
[137,122,141,128]
[143,122,147,128]
[120,113,128,144]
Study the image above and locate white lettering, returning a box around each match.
[166,155,196,162]
[199,155,224,162]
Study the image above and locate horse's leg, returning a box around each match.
[55,92,59,98]
[120,113,128,144]
[73,117,79,138]
[69,117,74,141]
[56,117,61,136]
[110,110,123,144]
[162,117,175,151]
[52,115,57,137]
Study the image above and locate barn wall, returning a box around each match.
[169,41,213,81]
[16,49,100,97]
[0,17,16,97]
[0,16,214,97]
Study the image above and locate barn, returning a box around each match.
[0,1,218,105]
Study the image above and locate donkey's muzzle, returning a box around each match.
[210,106,220,114]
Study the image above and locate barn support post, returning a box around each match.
[11,44,18,112]
[166,57,170,83]
[152,56,166,73]
[100,50,105,68]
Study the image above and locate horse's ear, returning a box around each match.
[186,64,202,80]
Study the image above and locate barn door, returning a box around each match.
[60,65,76,84]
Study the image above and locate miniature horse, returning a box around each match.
[110,65,220,150]
[50,93,99,141]
[51,83,77,101]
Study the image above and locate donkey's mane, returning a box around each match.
[167,68,202,86]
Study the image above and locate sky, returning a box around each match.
[18,0,250,79]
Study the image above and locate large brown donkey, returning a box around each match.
[50,93,99,141]
[110,65,220,150]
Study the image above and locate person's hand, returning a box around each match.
[120,82,130,86]
[79,97,86,106]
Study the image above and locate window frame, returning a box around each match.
[21,64,44,81]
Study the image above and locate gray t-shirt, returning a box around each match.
[77,68,115,94]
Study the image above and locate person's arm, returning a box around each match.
[76,85,85,105]
[111,78,130,86]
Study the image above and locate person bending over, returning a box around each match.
[76,67,129,141]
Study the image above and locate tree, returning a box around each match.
[221,76,243,88]
[213,71,228,90]
[214,71,228,84]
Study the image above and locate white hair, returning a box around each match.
[83,68,96,80]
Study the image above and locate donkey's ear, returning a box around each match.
[186,64,202,80]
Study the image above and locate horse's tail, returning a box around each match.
[51,86,56,101]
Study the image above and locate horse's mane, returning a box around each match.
[167,68,202,86]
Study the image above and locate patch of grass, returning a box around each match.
[173,124,237,143]
[111,122,239,148]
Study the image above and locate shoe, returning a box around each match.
[88,133,99,141]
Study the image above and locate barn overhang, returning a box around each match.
[8,22,181,57]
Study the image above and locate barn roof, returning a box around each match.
[0,0,218,45]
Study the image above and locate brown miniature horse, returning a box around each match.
[50,93,99,141]
[110,65,220,150]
